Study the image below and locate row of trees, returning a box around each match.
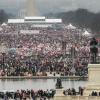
[55,9,100,32]
[0,9,13,24]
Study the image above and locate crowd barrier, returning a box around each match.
[54,96,100,100]
[0,96,100,100]
[0,76,87,80]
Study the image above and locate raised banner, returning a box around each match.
[20,30,40,34]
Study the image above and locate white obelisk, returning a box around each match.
[26,0,37,16]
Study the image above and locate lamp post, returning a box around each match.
[2,52,5,70]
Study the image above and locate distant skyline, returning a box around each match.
[0,0,100,15]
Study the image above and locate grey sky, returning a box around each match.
[0,0,100,15]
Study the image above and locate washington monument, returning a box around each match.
[26,0,38,16]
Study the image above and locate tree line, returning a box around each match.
[55,9,100,32]
[0,9,13,24]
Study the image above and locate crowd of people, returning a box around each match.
[0,88,100,100]
[90,91,100,96]
[63,88,100,97]
[63,87,84,96]
[0,23,98,77]
[0,89,55,100]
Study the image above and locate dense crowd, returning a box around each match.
[90,91,100,96]
[0,23,98,77]
[0,89,55,100]
[1,88,100,100]
[63,87,84,96]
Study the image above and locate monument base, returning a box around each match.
[84,64,100,96]
[55,89,64,96]
[84,83,100,96]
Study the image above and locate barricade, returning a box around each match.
[70,96,79,100]
[88,96,97,100]
[79,96,88,100]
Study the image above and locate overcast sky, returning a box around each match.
[0,0,100,15]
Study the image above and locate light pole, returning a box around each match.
[2,52,5,70]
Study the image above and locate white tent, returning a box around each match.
[83,30,91,36]
[70,67,76,74]
[1,23,7,26]
[66,23,76,29]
